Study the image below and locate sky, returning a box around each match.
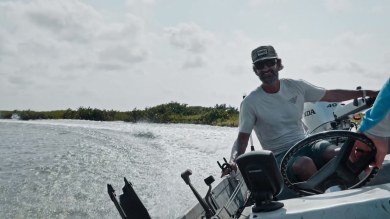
[0,0,389,111]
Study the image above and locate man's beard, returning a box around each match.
[259,70,279,85]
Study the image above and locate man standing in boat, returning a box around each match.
[223,45,379,181]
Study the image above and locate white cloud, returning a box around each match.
[309,62,340,74]
[308,60,375,77]
[0,0,156,110]
[248,0,287,7]
[7,74,34,86]
[370,5,384,14]
[0,0,388,111]
[24,0,101,43]
[0,0,152,81]
[97,14,144,42]
[332,32,371,48]
[164,23,215,54]
[98,46,147,64]
[182,56,206,69]
[125,0,155,13]
[325,0,353,12]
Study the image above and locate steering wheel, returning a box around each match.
[280,130,379,196]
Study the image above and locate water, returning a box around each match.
[0,119,239,219]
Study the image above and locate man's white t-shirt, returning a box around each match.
[239,79,326,155]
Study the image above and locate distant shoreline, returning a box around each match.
[0,102,239,127]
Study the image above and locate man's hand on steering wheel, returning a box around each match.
[353,133,389,169]
[350,140,375,173]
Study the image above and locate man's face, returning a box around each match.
[253,58,279,85]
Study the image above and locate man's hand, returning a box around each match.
[220,162,238,177]
[366,134,389,168]
[350,140,374,173]
[350,134,388,169]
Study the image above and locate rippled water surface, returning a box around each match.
[0,119,240,218]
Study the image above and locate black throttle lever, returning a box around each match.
[181,169,214,219]
[217,157,232,173]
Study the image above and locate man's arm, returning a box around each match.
[222,132,250,177]
[230,132,251,162]
[320,89,378,102]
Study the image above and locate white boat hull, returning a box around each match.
[241,156,390,219]
[244,183,390,219]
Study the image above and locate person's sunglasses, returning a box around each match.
[254,59,277,69]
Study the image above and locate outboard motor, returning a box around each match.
[303,87,375,135]
[302,102,339,134]
[236,150,284,213]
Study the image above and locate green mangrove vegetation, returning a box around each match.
[0,102,239,127]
